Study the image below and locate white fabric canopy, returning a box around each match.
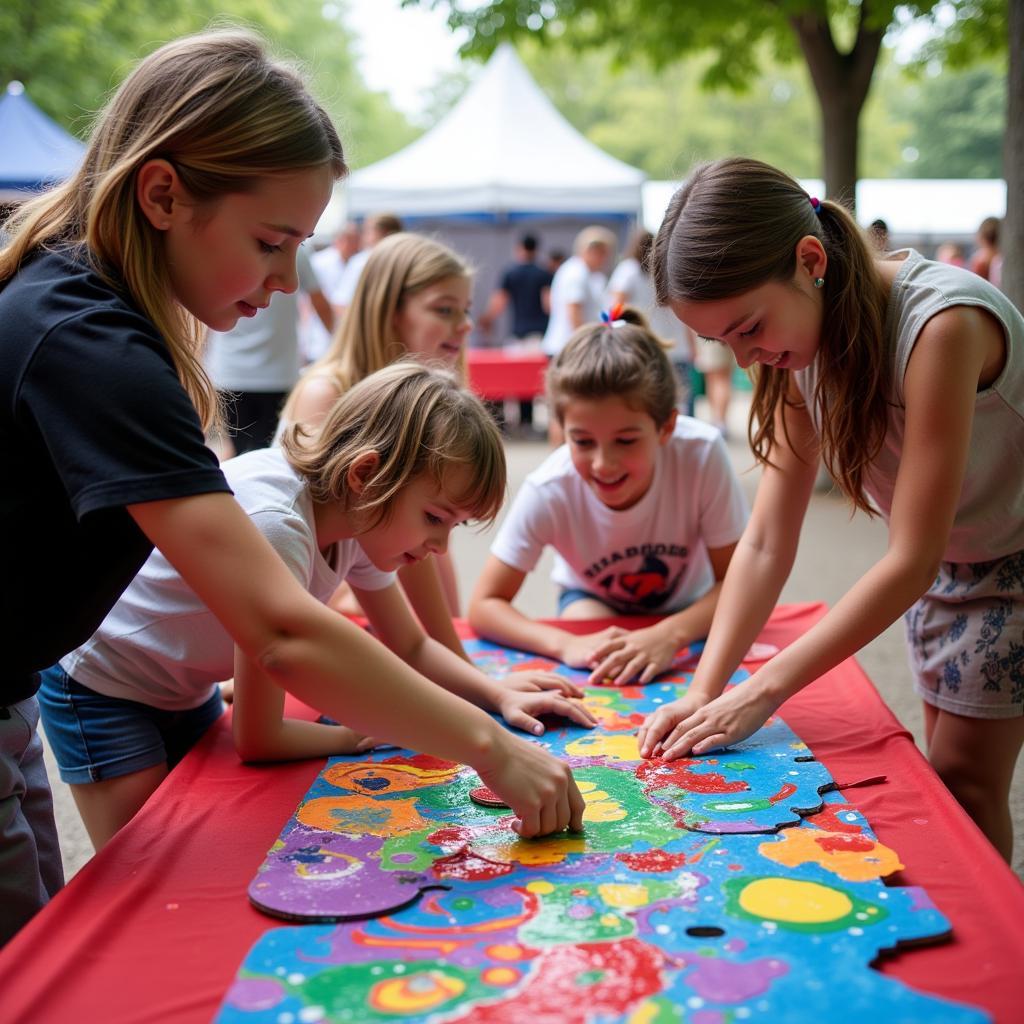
[347,44,645,219]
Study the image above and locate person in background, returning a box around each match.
[970,216,1002,289]
[542,227,614,360]
[608,228,696,417]
[478,233,553,434]
[207,244,333,455]
[334,212,404,314]
[936,242,967,268]
[546,249,567,276]
[867,218,890,254]
[304,220,361,362]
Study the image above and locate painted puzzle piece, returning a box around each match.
[247,643,886,919]
[220,794,987,1022]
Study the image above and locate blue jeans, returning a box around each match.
[0,694,64,946]
[38,666,224,784]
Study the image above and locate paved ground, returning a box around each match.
[44,395,1023,882]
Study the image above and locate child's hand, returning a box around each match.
[559,627,628,670]
[334,726,382,755]
[584,625,680,686]
[476,733,586,838]
[637,681,778,760]
[497,689,598,735]
[501,670,585,699]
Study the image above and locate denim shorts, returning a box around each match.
[37,665,224,784]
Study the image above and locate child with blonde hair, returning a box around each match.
[40,364,594,850]
[281,232,476,654]
[470,309,748,686]
[0,29,581,943]
[640,157,1024,861]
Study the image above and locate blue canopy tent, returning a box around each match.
[0,81,84,200]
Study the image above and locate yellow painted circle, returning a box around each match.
[526,880,555,895]
[739,878,853,923]
[486,944,528,961]
[369,972,465,1012]
[482,967,521,986]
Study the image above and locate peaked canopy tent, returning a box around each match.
[344,44,646,342]
[0,82,85,202]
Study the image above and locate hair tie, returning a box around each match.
[600,302,625,326]
[809,196,822,214]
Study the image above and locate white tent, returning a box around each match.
[342,46,645,345]
[347,44,645,220]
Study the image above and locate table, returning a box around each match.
[2,605,1022,1022]
[466,348,548,400]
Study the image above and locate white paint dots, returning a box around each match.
[287,973,306,985]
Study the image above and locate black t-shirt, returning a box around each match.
[0,247,230,702]
[500,261,552,338]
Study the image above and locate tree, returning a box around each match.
[408,0,994,210]
[0,0,416,167]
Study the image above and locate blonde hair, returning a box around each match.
[547,308,678,426]
[574,226,616,254]
[0,29,345,429]
[652,157,889,515]
[280,361,506,530]
[284,233,471,413]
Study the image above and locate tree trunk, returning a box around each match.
[788,6,883,211]
[1003,0,1023,309]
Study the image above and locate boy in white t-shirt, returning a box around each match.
[470,309,748,686]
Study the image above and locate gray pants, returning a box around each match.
[0,696,64,946]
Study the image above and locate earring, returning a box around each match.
[813,277,825,289]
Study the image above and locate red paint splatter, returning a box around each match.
[382,753,458,771]
[428,826,474,846]
[510,659,560,674]
[815,833,875,853]
[635,759,749,795]
[616,849,689,873]
[432,845,515,882]
[443,938,665,1023]
[768,782,797,804]
[805,806,864,834]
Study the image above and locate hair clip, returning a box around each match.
[600,302,625,325]
[809,196,822,214]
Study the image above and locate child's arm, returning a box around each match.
[396,555,470,661]
[128,493,585,837]
[469,554,629,668]
[582,541,738,685]
[355,582,597,736]
[640,306,994,759]
[231,648,378,762]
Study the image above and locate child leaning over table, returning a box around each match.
[39,364,595,852]
[469,308,749,686]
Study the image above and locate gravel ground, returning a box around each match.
[44,394,1023,882]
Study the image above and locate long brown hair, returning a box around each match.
[0,29,346,429]
[652,157,890,515]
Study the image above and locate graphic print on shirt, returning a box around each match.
[585,546,688,611]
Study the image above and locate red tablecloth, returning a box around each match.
[466,348,548,400]
[2,604,1022,1022]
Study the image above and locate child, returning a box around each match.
[279,232,474,657]
[0,30,582,944]
[39,364,596,851]
[469,309,749,686]
[639,157,1024,862]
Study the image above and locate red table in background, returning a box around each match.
[466,347,548,400]
[2,605,1023,1022]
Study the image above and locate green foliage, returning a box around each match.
[0,0,416,166]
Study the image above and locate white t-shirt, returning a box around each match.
[310,246,349,304]
[607,258,695,362]
[492,417,748,613]
[542,256,607,356]
[335,249,371,307]
[205,247,320,392]
[60,448,395,709]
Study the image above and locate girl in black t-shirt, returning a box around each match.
[0,30,583,946]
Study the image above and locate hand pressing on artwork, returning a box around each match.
[477,732,587,838]
[501,670,585,699]
[558,626,630,671]
[637,679,781,760]
[495,688,598,736]
[583,622,682,686]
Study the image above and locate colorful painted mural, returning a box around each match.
[219,640,990,1023]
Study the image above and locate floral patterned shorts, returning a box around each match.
[904,550,1024,719]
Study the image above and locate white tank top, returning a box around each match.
[795,249,1024,562]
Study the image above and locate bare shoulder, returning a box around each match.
[291,371,344,425]
[911,305,1005,389]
